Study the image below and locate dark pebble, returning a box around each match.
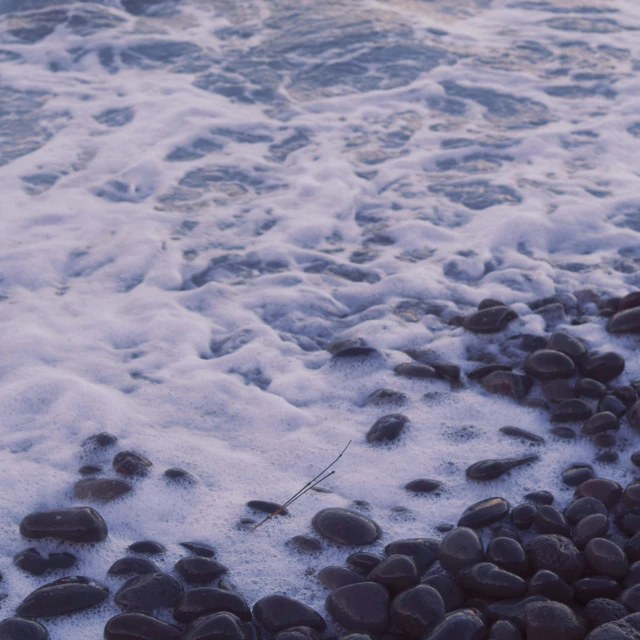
[20,507,108,543]
[365,389,408,406]
[0,618,48,640]
[584,598,628,627]
[630,400,640,431]
[574,576,621,603]
[595,433,617,447]
[83,432,118,448]
[79,465,102,475]
[575,478,622,509]
[608,307,640,333]
[550,426,576,439]
[439,527,484,573]
[575,378,607,399]
[524,350,576,381]
[525,534,585,582]
[632,452,640,469]
[327,338,377,358]
[183,612,255,640]
[108,557,159,577]
[180,542,216,558]
[173,587,251,623]
[562,465,595,487]
[587,612,640,639]
[253,595,325,633]
[486,595,547,632]
[426,608,486,640]
[479,299,506,309]
[546,332,587,363]
[405,479,442,493]
[542,379,575,404]
[421,573,465,612]
[463,306,518,333]
[468,364,512,380]
[366,414,409,444]
[486,538,528,576]
[620,292,640,311]
[325,582,389,633]
[564,497,608,525]
[384,539,439,574]
[459,562,526,598]
[511,504,537,530]
[104,613,181,640]
[618,584,640,612]
[368,555,418,593]
[74,478,132,501]
[275,627,319,640]
[458,497,510,528]
[432,363,461,382]
[596,450,619,464]
[466,456,538,481]
[614,385,637,406]
[394,363,438,379]
[346,552,382,574]
[113,451,152,477]
[615,510,640,536]
[521,398,549,410]
[627,532,640,563]
[128,541,165,555]
[390,585,444,638]
[525,490,554,505]
[584,538,629,579]
[164,468,196,483]
[17,576,109,618]
[287,536,321,553]
[14,548,76,576]
[175,557,227,585]
[524,600,586,640]
[499,427,544,443]
[534,505,570,536]
[582,412,620,436]
[247,501,288,516]
[493,525,521,542]
[114,573,183,612]
[312,508,380,546]
[573,514,610,549]
[599,395,627,418]
[580,352,625,383]
[317,567,366,589]
[551,399,592,423]
[528,570,574,603]
[489,620,523,640]
[481,371,532,401]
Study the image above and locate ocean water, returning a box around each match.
[1,0,640,635]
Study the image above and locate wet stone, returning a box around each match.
[17,576,109,618]
[580,352,625,383]
[366,389,408,406]
[74,478,133,501]
[325,582,389,633]
[629,400,640,431]
[550,426,576,439]
[468,364,512,380]
[618,585,640,613]
[108,557,159,577]
[486,538,528,576]
[460,562,527,599]
[499,427,544,443]
[526,534,585,582]
[384,539,439,574]
[542,379,575,404]
[582,412,620,436]
[368,555,418,593]
[174,587,251,623]
[114,573,183,612]
[524,600,586,640]
[439,527,484,573]
[614,385,637,406]
[175,557,228,584]
[128,541,166,555]
[405,479,442,493]
[596,451,619,464]
[626,532,640,563]
[608,307,640,333]
[528,570,574,603]
[20,507,108,543]
[525,490,554,505]
[466,456,538,481]
[390,585,445,638]
[0,618,48,640]
[366,414,409,444]
[83,432,118,448]
[486,596,548,632]
[164,468,196,483]
[14,548,76,576]
[584,538,629,579]
[113,451,153,477]
[562,465,594,487]
[524,350,576,381]
[183,612,255,640]
[489,620,523,640]
[274,627,320,640]
[287,536,321,553]
[481,371,532,401]
[511,504,537,530]
[318,567,366,590]
[79,464,102,475]
[587,612,640,639]
[575,378,607,399]
[312,508,381,546]
[426,608,485,640]
[599,395,627,418]
[463,306,518,333]
[421,573,464,612]
[180,542,216,558]
[104,613,181,640]
[534,505,570,536]
[247,500,288,515]
[595,433,617,448]
[346,552,382,574]
[575,478,622,509]
[459,497,509,528]
[584,598,628,627]
[632,452,640,469]
[564,497,608,525]
[574,576,621,603]
[327,338,377,358]
[394,363,438,379]
[615,510,640,537]
[546,332,587,363]
[551,399,592,422]
[493,525,521,542]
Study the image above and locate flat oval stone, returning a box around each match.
[128,541,165,555]
[582,412,619,436]
[575,378,607,399]
[580,352,625,383]
[526,535,585,582]
[385,539,439,574]
[164,468,196,483]
[546,332,587,363]
[489,620,523,640]
[394,363,438,379]
[312,508,380,546]
[511,504,536,530]
[463,306,517,333]
[287,536,321,553]
[458,497,509,528]
[573,513,609,549]
[481,371,532,401]
[486,596,548,631]
[499,427,544,443]
[253,595,325,632]
[405,479,442,493]
[17,576,109,618]
[325,582,389,633]
[550,427,576,439]
[183,612,255,640]
[83,432,118,448]
[624,483,640,509]
[574,576,621,603]
[108,557,159,577]
[114,573,183,612]
[317,567,366,590]
[174,588,251,623]
[466,456,538,481]
[113,451,153,477]
[421,574,464,612]
[608,307,640,333]
[0,618,48,640]
[575,478,622,509]
[620,292,640,311]
[175,557,227,584]
[274,627,319,640]
[20,507,108,543]
[365,389,408,406]
[327,338,377,358]
[427,608,485,640]
[246,501,288,516]
[564,497,607,525]
[524,350,576,381]
[390,585,444,638]
[525,491,554,505]
[562,465,594,487]
[486,538,528,576]
[459,562,526,599]
[524,600,586,640]
[439,527,484,573]
[368,555,418,593]
[366,414,409,444]
[586,613,640,640]
[79,465,102,475]
[585,538,628,579]
[74,478,133,501]
[551,399,592,423]
[617,585,640,612]
[534,505,569,536]
[346,552,382,573]
[180,542,216,558]
[528,570,574,603]
[599,394,627,418]
[104,613,181,640]
[14,548,76,576]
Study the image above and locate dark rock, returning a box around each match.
[346,552,382,573]
[572,514,611,550]
[616,510,640,537]
[20,507,108,543]
[585,538,629,579]
[369,555,418,593]
[562,465,595,487]
[113,451,153,477]
[318,567,366,589]
[524,600,586,640]
[366,415,409,444]
[614,386,637,406]
[180,542,216,558]
[390,585,445,638]
[479,299,506,310]
[468,364,512,380]
[534,505,570,536]
[585,598,628,627]
[394,363,438,379]
[253,595,325,633]
[550,427,576,439]
[575,478,622,509]
[108,557,159,577]
[385,539,439,574]
[486,596,548,632]
[630,401,640,431]
[586,612,640,639]
[79,465,102,475]
[528,570,574,603]
[599,395,627,418]
[511,504,537,530]
[524,350,576,381]
[174,587,251,623]
[17,576,109,618]
[499,426,544,443]
[525,491,554,505]
[432,363,461,382]
[164,468,196,483]
[114,573,183,612]
[328,338,377,358]
[183,612,255,640]
[582,412,620,436]
[175,557,227,584]
[575,378,607,399]
[459,497,510,528]
[620,292,640,311]
[463,306,518,333]
[421,574,464,612]
[247,501,288,516]
[0,618,48,640]
[405,479,442,493]
[439,527,484,573]
[542,379,576,404]
[74,478,133,501]
[574,576,621,603]
[466,456,538,481]
[104,613,181,640]
[481,371,532,400]
[287,536,321,553]
[493,525,520,542]
[526,535,585,582]
[486,538,528,576]
[627,532,640,563]
[83,432,118,448]
[608,307,640,334]
[459,562,526,599]
[595,433,617,448]
[325,582,389,633]
[274,627,319,640]
[521,398,549,410]
[619,585,640,613]
[489,620,523,640]
[365,389,408,406]
[128,541,165,555]
[312,508,380,545]
[551,399,593,422]
[624,483,640,509]
[564,497,608,525]
[547,332,588,363]
[426,608,486,640]
[580,352,625,383]
[14,548,76,576]
[632,452,640,469]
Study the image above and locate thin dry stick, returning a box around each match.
[249,440,352,532]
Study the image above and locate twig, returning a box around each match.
[249,441,352,532]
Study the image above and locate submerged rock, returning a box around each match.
[312,508,380,545]
[466,456,538,481]
[463,306,518,333]
[366,414,409,444]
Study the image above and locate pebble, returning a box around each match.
[511,504,537,529]
[180,542,216,558]
[466,456,538,481]
[164,468,196,483]
[325,582,389,633]
[327,338,377,358]
[546,332,587,363]
[526,534,585,582]
[620,292,640,311]
[114,573,183,612]
[439,527,484,573]
[627,532,640,562]
[584,538,629,578]
[524,350,576,381]
[562,465,595,487]
[312,508,381,545]
[421,573,464,612]
[582,412,620,436]
[83,432,118,448]
[17,576,109,618]
[528,570,574,603]
[468,364,512,380]
[463,306,518,333]
[394,363,438,379]
[405,479,442,493]
[573,576,621,603]
[175,557,228,584]
[287,536,322,553]
[629,401,640,431]
[0,618,48,640]
[183,612,256,640]
[618,585,640,612]
[614,385,637,406]
[486,537,528,576]
[524,600,586,640]
[365,389,408,406]
[253,595,325,632]
[20,507,108,543]
[632,452,640,469]
[366,414,409,444]
[595,433,617,447]
[564,497,607,525]
[551,399,592,422]
[459,562,527,598]
[74,478,133,501]
[174,587,251,623]
[550,427,576,439]
[586,613,640,639]
[525,490,554,505]
[113,451,153,477]
[458,497,509,528]
[108,557,159,577]
[390,585,445,638]
[607,307,640,333]
[384,539,439,573]
[489,620,523,640]
[368,555,418,593]
[481,371,532,401]
[584,598,628,627]
[317,567,366,589]
[247,501,288,515]
[486,595,548,632]
[542,379,575,403]
[426,608,485,640]
[580,352,625,383]
[274,627,320,640]
[624,483,640,509]
[14,548,76,576]
[104,613,181,640]
[499,427,544,443]
[129,541,166,555]
[575,478,623,509]
[599,394,627,418]
[79,464,102,475]
[575,378,607,399]
[346,552,382,573]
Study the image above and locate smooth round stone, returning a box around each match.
[620,292,640,311]
[542,379,575,404]
[79,464,102,475]
[405,479,442,493]
[17,576,109,617]
[175,558,227,585]
[481,371,532,401]
[479,299,506,310]
[317,567,366,590]
[582,412,620,436]
[630,401,640,431]
[74,478,133,501]
[486,596,548,631]
[486,538,528,576]
[83,432,118,448]
[394,363,438,379]
[108,557,159,577]
[562,465,595,487]
[468,364,512,380]
[572,514,610,549]
[624,483,640,509]
[627,532,640,562]
[327,338,376,358]
[275,627,320,640]
[599,450,623,464]
[366,389,408,406]
[426,608,485,640]
[575,378,607,399]
[616,510,640,536]
[618,584,640,613]
[580,352,625,383]
[20,507,108,543]
[183,612,255,640]
[534,506,570,536]
[595,433,617,448]
[493,525,520,542]
[599,395,627,418]
[14,548,76,576]
[390,585,445,638]
[247,500,288,515]
[586,613,640,639]
[528,570,573,603]
[104,613,181,640]
[113,451,152,477]
[459,562,526,599]
[499,427,544,444]
[463,306,517,333]
[180,542,215,558]
[287,536,321,553]
[551,399,592,423]
[564,497,608,525]
[511,504,536,530]
[524,600,586,640]
[164,468,196,483]
[525,491,554,505]
[325,582,390,633]
[0,618,48,640]
[458,497,509,528]
[384,539,439,574]
[128,541,166,555]
[574,576,621,603]
[489,620,523,640]
[585,538,629,579]
[421,574,464,612]
[584,598,628,628]
[632,452,640,469]
[575,478,622,509]
[524,350,576,381]
[312,509,380,546]
[439,528,484,574]
[525,535,585,582]
[114,573,183,612]
[550,427,576,439]
[466,456,538,481]
[546,332,587,363]
[366,415,409,444]
[346,552,382,573]
[368,555,418,593]
[614,385,637,406]
[253,595,325,632]
[174,588,251,623]
[608,307,640,333]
